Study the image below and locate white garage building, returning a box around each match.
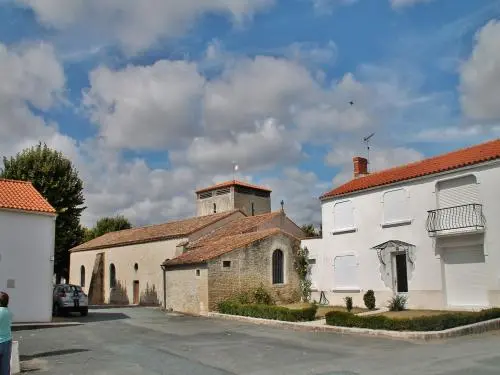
[304,139,500,310]
[0,179,56,322]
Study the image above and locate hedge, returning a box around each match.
[325,308,500,331]
[218,301,318,322]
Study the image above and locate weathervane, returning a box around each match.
[232,161,238,181]
[363,133,375,171]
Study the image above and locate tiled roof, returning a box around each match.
[195,180,272,194]
[163,228,295,267]
[0,179,56,214]
[71,210,242,252]
[187,211,283,247]
[321,139,500,199]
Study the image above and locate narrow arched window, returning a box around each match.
[109,263,116,288]
[80,266,85,287]
[272,250,284,284]
[213,203,217,213]
[251,202,255,216]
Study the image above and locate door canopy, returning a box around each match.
[371,240,416,265]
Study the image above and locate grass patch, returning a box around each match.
[325,308,500,331]
[284,303,368,318]
[381,310,459,319]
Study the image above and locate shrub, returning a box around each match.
[254,285,274,305]
[324,308,500,331]
[344,296,353,312]
[218,301,318,322]
[363,290,376,310]
[387,295,407,311]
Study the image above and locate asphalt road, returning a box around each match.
[14,307,500,375]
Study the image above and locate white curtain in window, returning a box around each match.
[334,255,358,290]
[334,201,354,230]
[383,189,409,223]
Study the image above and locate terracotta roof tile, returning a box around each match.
[187,211,282,247]
[163,228,295,267]
[321,139,500,199]
[0,179,56,214]
[71,210,242,252]
[195,180,272,194]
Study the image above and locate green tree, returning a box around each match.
[1,143,85,280]
[301,224,317,237]
[85,215,132,242]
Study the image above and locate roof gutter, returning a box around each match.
[320,158,500,202]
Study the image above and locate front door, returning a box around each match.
[133,281,140,305]
[393,253,408,293]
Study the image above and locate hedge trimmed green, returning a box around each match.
[325,308,500,331]
[218,301,318,322]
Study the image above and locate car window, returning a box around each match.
[64,285,83,293]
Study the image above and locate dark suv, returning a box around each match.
[53,284,89,316]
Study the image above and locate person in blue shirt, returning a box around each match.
[0,292,12,375]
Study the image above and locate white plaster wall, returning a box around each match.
[0,209,55,322]
[70,238,186,305]
[310,161,500,309]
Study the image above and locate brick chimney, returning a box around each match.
[353,157,369,178]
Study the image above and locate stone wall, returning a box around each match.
[207,233,301,311]
[165,266,209,314]
[233,191,271,216]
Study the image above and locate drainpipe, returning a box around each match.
[161,264,167,310]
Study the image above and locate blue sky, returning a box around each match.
[1,0,499,227]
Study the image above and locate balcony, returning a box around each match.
[426,204,486,236]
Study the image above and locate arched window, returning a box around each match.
[109,263,116,288]
[251,202,255,216]
[134,263,138,272]
[213,203,217,213]
[80,266,85,287]
[272,250,284,284]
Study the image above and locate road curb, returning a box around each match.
[207,313,500,341]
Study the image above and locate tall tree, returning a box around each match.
[301,224,317,237]
[1,143,85,280]
[84,215,132,242]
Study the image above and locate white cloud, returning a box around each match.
[460,20,500,121]
[286,40,338,66]
[204,55,320,132]
[390,0,436,8]
[16,0,274,55]
[84,60,205,150]
[172,118,303,173]
[310,0,358,14]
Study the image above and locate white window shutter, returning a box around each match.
[334,201,354,230]
[383,189,409,223]
[437,175,479,208]
[333,255,358,290]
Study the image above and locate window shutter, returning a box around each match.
[334,201,354,230]
[438,175,479,208]
[383,189,409,223]
[333,255,358,290]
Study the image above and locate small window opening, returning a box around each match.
[80,265,85,287]
[213,203,217,213]
[223,261,231,268]
[134,263,138,272]
[251,202,255,216]
[196,269,201,276]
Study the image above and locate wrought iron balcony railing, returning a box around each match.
[426,203,486,235]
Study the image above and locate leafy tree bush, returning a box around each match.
[254,285,274,305]
[325,308,500,331]
[84,215,132,242]
[1,143,85,280]
[294,245,312,302]
[344,296,353,312]
[387,295,407,311]
[218,301,318,322]
[363,290,376,310]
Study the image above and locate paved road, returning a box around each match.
[14,307,500,375]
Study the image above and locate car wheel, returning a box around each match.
[80,308,88,317]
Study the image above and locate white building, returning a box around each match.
[0,179,56,322]
[304,139,500,310]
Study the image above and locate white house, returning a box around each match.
[0,179,56,322]
[304,139,500,310]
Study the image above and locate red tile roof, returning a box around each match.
[195,180,272,194]
[321,139,500,199]
[71,210,243,252]
[187,211,283,247]
[163,228,296,267]
[0,179,56,214]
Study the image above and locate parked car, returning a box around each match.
[53,284,88,316]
